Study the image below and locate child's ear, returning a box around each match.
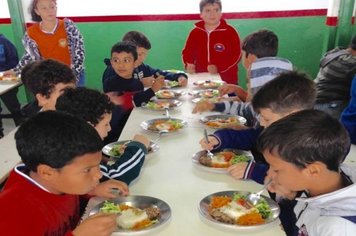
[37,164,57,180]
[36,93,48,108]
[303,162,324,177]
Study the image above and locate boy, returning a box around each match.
[341,75,356,144]
[56,87,150,184]
[103,41,164,142]
[257,109,356,235]
[103,31,188,87]
[0,33,23,137]
[314,35,356,119]
[0,111,129,235]
[182,0,241,84]
[193,29,293,126]
[21,59,76,111]
[200,71,316,183]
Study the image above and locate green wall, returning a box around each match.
[0,15,347,102]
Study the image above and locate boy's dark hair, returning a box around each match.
[21,59,76,98]
[111,41,138,61]
[257,109,350,171]
[252,71,316,114]
[15,111,102,172]
[30,0,57,22]
[242,29,279,58]
[56,87,114,126]
[350,35,356,50]
[199,0,222,12]
[122,31,151,50]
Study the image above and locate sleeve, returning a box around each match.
[308,216,356,236]
[14,33,40,73]
[242,161,269,184]
[3,37,19,69]
[182,29,197,67]
[160,70,188,81]
[220,101,258,127]
[100,142,147,184]
[65,18,85,80]
[214,25,241,73]
[212,128,261,151]
[132,88,155,107]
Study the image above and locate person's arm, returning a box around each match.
[100,142,147,184]
[182,30,197,71]
[2,37,19,69]
[13,33,40,74]
[64,18,85,80]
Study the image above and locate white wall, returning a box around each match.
[0,0,328,21]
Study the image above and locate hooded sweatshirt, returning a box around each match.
[294,164,356,236]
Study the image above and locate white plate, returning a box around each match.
[198,191,280,231]
[190,89,220,98]
[193,80,225,89]
[141,99,182,111]
[192,149,253,173]
[89,195,171,235]
[200,114,246,129]
[140,118,187,133]
[102,140,159,158]
[155,90,184,99]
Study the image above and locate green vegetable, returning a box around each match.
[167,81,179,87]
[230,154,250,164]
[100,201,121,213]
[108,144,124,157]
[255,198,272,219]
[146,101,158,109]
[168,119,183,129]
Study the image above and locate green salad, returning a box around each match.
[167,80,179,87]
[232,193,272,219]
[100,200,121,213]
[230,154,251,164]
[108,144,125,157]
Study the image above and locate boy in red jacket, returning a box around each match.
[182,0,241,84]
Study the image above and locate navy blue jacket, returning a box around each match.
[0,34,18,71]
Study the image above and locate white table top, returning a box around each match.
[0,75,22,95]
[84,73,286,236]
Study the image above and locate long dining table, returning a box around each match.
[84,73,287,235]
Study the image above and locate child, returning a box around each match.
[0,33,22,137]
[341,75,356,144]
[56,87,151,184]
[103,30,188,87]
[6,0,85,85]
[199,71,316,183]
[0,111,129,235]
[103,41,164,142]
[257,109,356,235]
[21,59,76,112]
[193,29,293,126]
[314,35,356,119]
[182,0,241,84]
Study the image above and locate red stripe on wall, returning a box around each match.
[326,16,338,26]
[1,9,327,24]
[0,18,11,24]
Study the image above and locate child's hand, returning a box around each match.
[132,134,150,148]
[207,64,218,74]
[141,76,155,87]
[199,136,218,150]
[178,76,188,87]
[73,212,117,236]
[227,162,248,179]
[186,63,196,74]
[151,77,164,92]
[192,100,215,114]
[90,179,129,198]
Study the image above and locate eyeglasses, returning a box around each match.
[111,57,133,64]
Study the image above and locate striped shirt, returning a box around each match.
[250,57,293,96]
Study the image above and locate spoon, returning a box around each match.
[204,128,214,159]
[153,129,169,143]
[164,107,171,119]
[247,179,272,205]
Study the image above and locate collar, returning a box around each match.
[40,19,59,34]
[14,164,51,193]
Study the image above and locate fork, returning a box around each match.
[204,128,214,159]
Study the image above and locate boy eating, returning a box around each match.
[0,111,128,235]
[257,109,356,235]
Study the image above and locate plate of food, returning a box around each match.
[89,195,171,234]
[140,118,187,133]
[193,80,225,89]
[200,115,246,129]
[163,80,181,89]
[199,191,280,231]
[192,149,253,173]
[190,89,220,99]
[0,73,21,84]
[102,140,159,158]
[142,99,182,111]
[155,90,183,99]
